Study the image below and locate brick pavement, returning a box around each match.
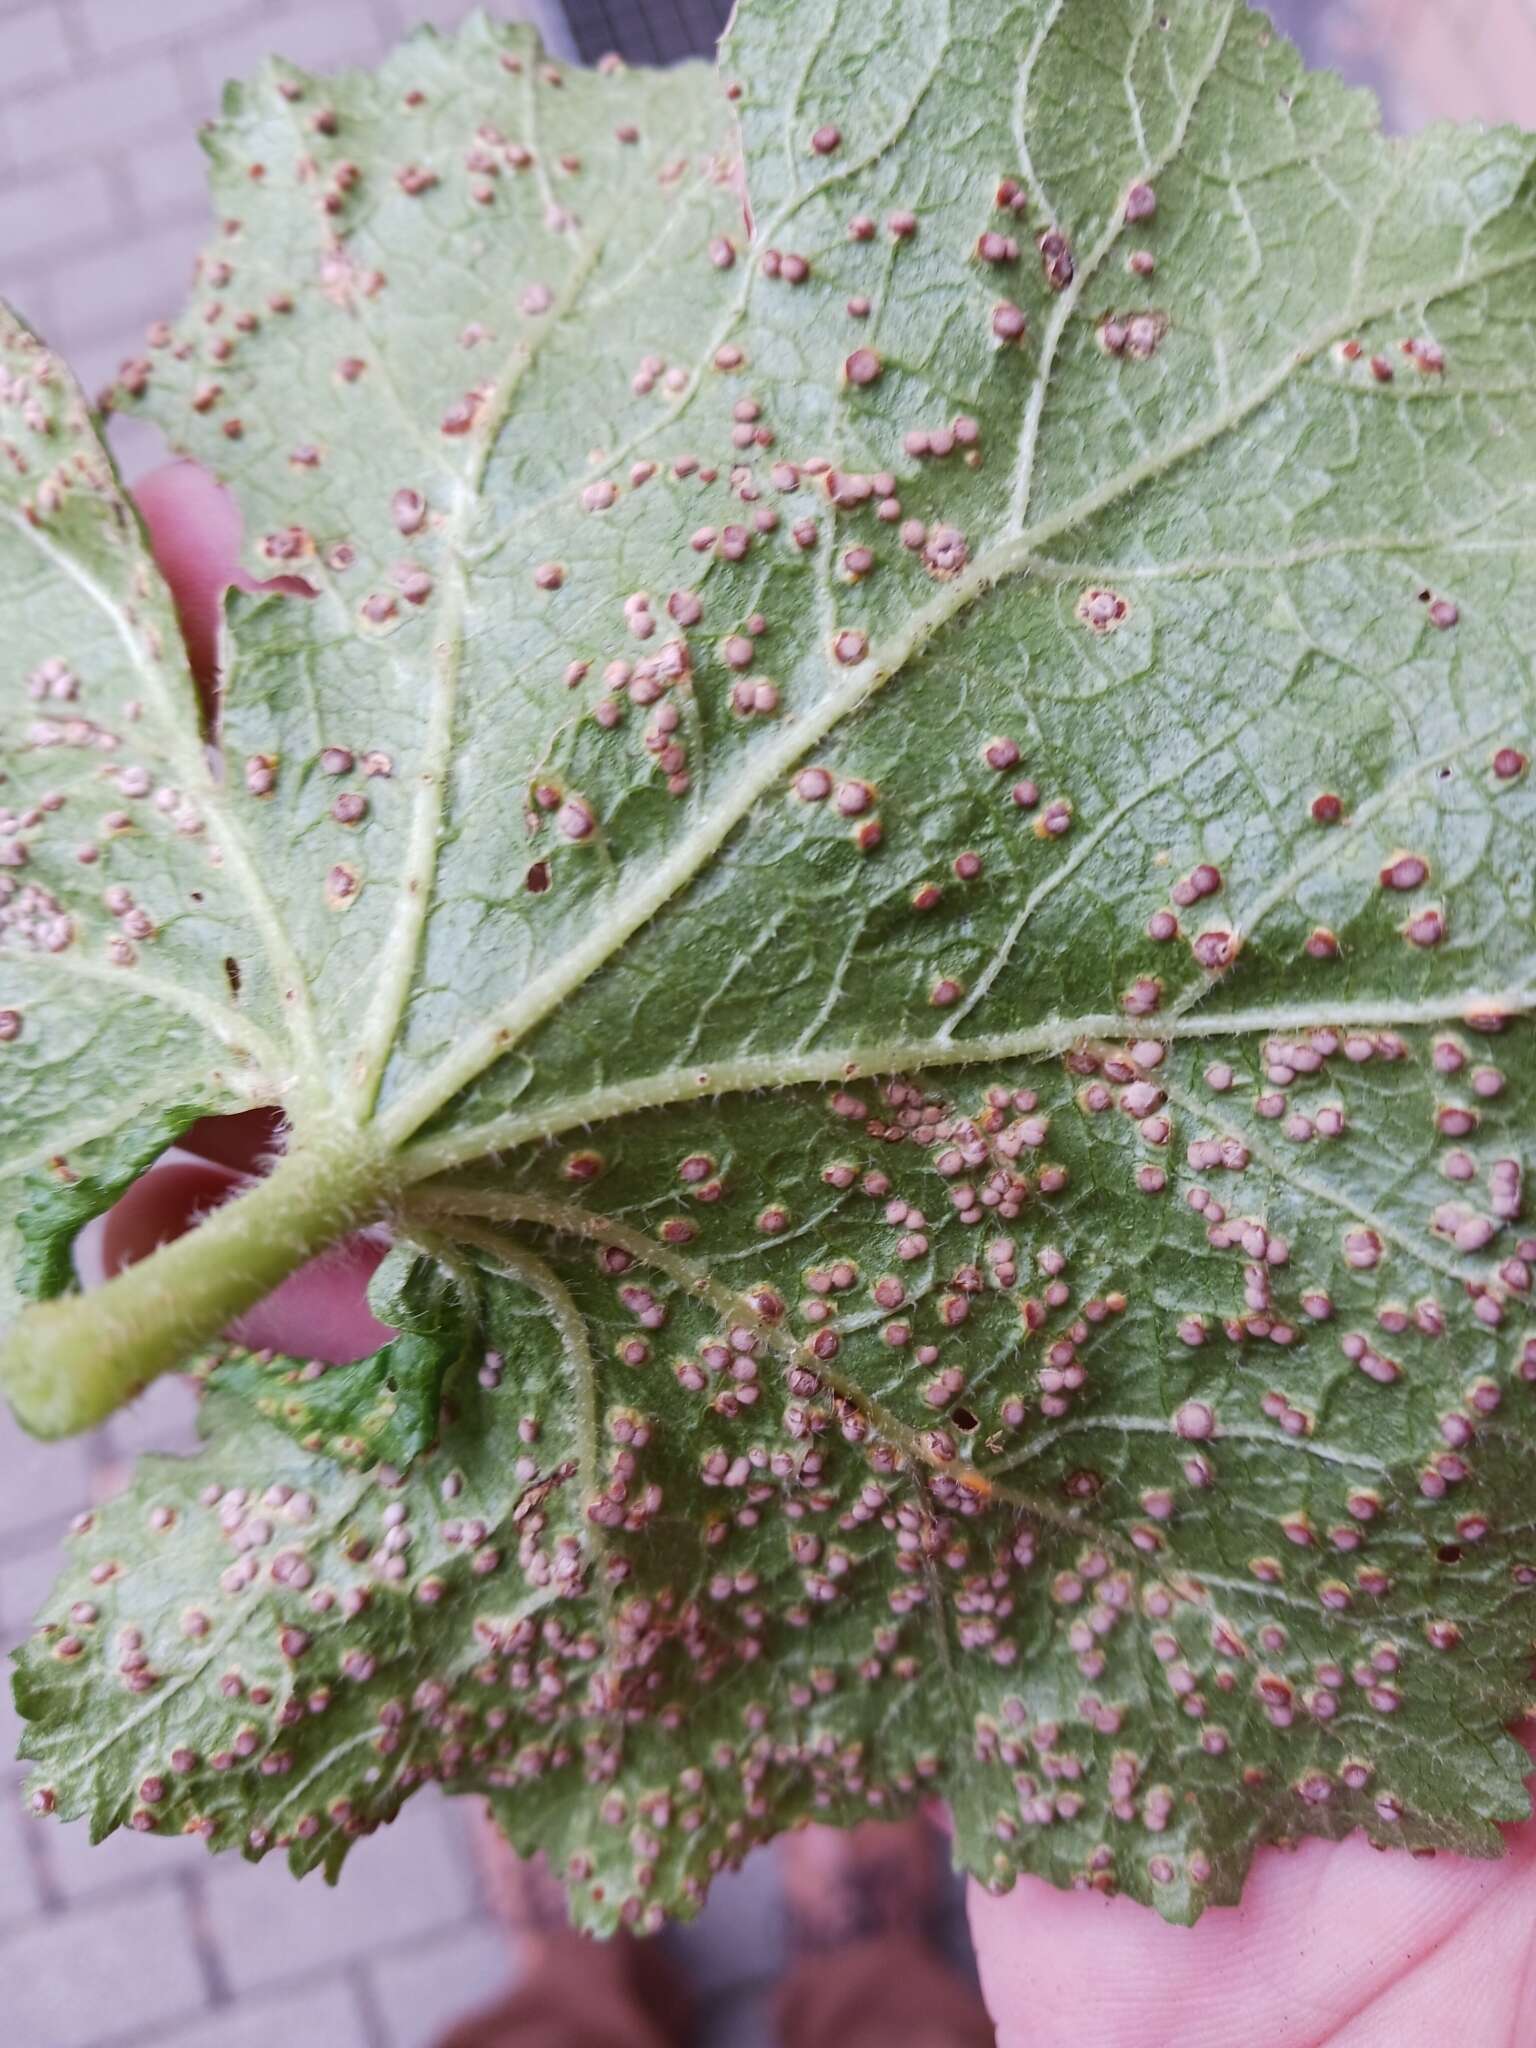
[0,1372,802,2047]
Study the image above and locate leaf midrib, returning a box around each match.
[6,504,315,1082]
[403,1181,1106,1542]
[1006,0,1239,532]
[346,233,608,1116]
[373,235,1536,1160]
[985,1409,1391,1479]
[396,986,1535,1178]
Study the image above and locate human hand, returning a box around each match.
[113,458,1536,2048]
[968,1749,1536,2046]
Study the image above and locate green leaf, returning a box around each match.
[6,0,1536,1929]
[15,1103,210,1303]
[0,315,278,1345]
[208,1248,479,1469]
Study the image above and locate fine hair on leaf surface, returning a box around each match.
[2,0,1536,1933]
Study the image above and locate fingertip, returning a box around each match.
[228,1234,396,1363]
[967,1799,1536,2048]
[79,1142,395,1368]
[132,461,242,691]
[177,1106,289,1174]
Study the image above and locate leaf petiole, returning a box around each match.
[0,1124,387,1438]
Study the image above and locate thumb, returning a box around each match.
[966,1748,1536,2048]
[132,459,244,701]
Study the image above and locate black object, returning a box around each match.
[563,0,731,65]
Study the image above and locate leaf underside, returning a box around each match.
[207,1246,479,1471]
[6,0,1536,1930]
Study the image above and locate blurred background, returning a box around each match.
[2,3,1535,2046]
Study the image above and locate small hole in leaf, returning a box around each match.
[952,1405,978,1432]
[224,956,242,997]
[526,860,551,893]
[1437,1544,1462,1564]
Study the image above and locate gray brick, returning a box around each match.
[194,3,399,103]
[4,266,55,343]
[70,333,152,409]
[0,1784,49,1926]
[368,1920,519,2048]
[0,162,114,268]
[78,0,259,63]
[33,1802,214,1902]
[1,3,73,91]
[0,1540,65,1649]
[104,409,171,488]
[123,127,216,228]
[3,54,183,171]
[0,1401,92,1548]
[101,1373,205,1464]
[155,1974,373,2048]
[0,1884,206,2048]
[47,220,198,350]
[202,1792,477,1993]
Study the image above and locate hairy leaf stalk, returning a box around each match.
[0,1127,384,1437]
